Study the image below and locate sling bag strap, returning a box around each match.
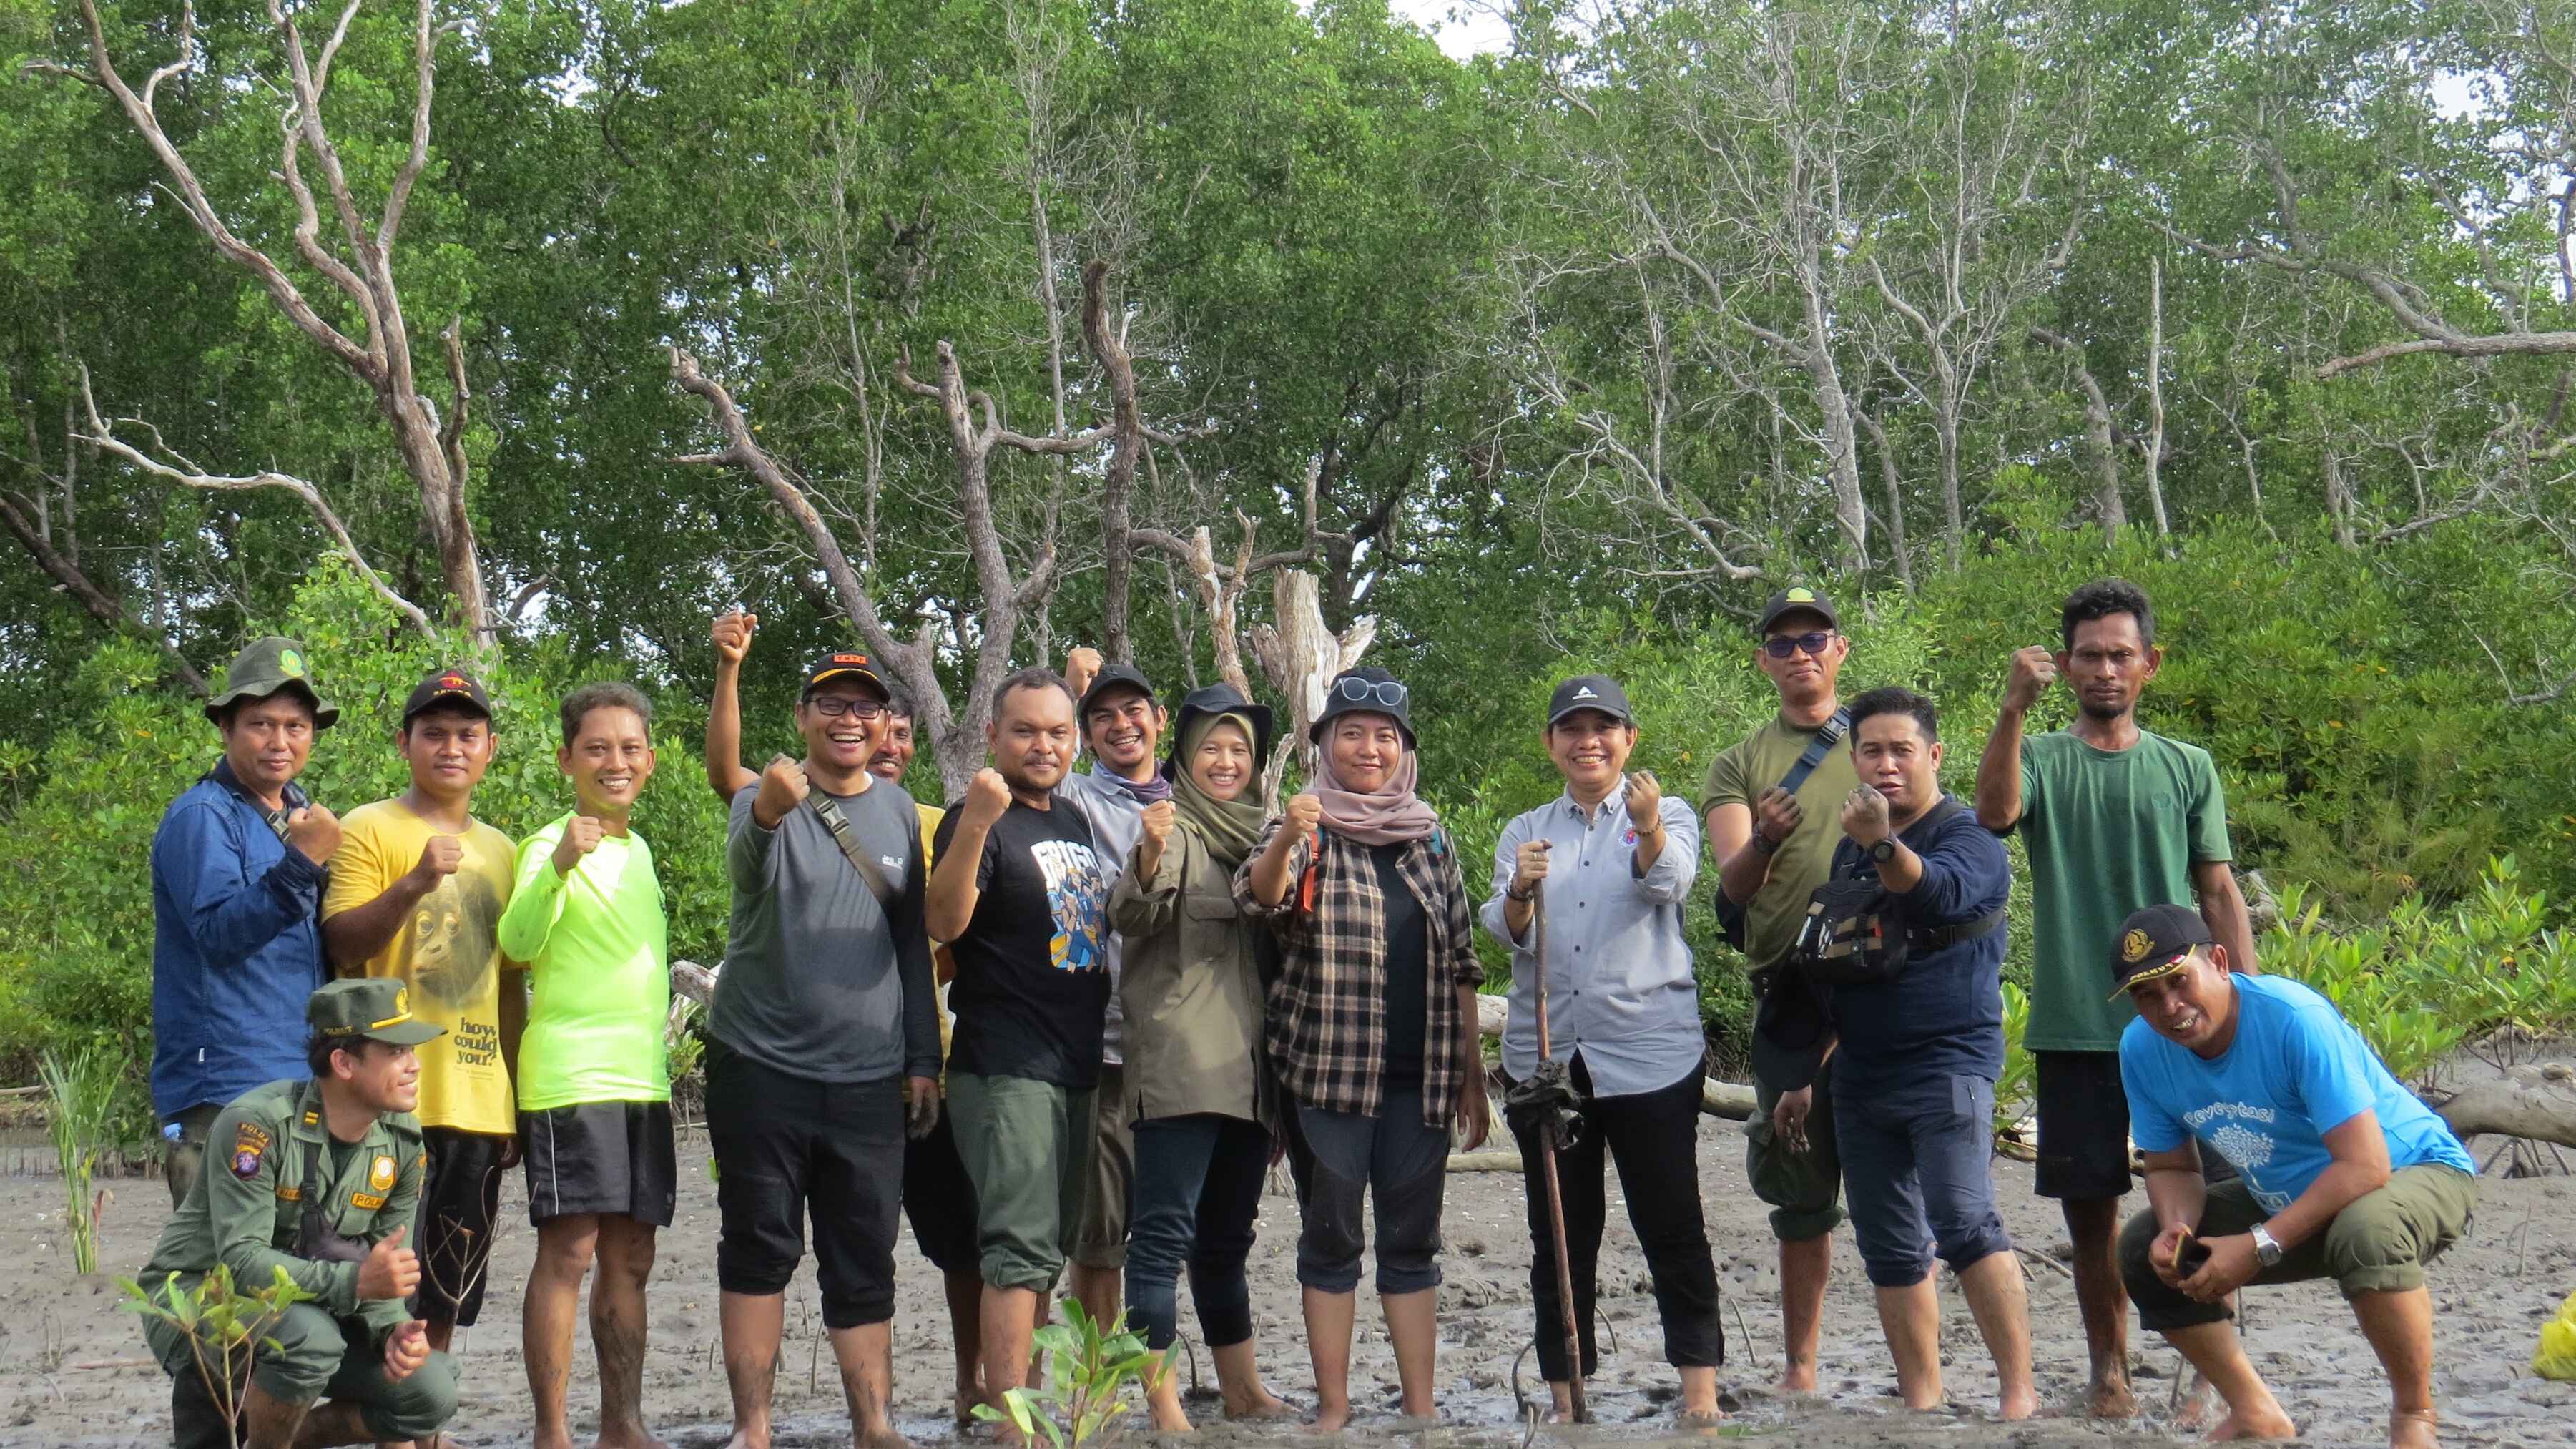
[808,792,902,908]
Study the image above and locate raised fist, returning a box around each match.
[1063,647,1104,700]
[1752,785,1803,848]
[713,609,759,667]
[753,753,810,827]
[1139,799,1176,848]
[1842,783,1893,848]
[1623,769,1663,832]
[1281,792,1325,838]
[357,1224,420,1301]
[286,803,342,866]
[551,815,606,877]
[409,834,464,885]
[2003,644,2059,714]
[963,767,1013,828]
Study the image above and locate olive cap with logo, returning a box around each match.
[1755,586,1840,635]
[2107,903,2216,999]
[205,636,339,730]
[401,666,493,725]
[800,649,890,702]
[308,978,444,1046]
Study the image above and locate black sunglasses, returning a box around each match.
[1762,631,1837,659]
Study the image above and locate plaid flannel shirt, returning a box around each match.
[1232,815,1484,1126]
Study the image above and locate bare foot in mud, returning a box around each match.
[2207,1405,2299,1440]
[2088,1367,2139,1420]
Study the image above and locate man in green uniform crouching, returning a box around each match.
[138,978,459,1448]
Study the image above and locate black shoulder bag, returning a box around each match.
[1786,798,2004,988]
[1711,708,1850,954]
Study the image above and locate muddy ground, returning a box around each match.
[5,1079,2573,1448]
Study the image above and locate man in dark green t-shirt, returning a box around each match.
[1700,586,1860,1395]
[1972,578,2258,1420]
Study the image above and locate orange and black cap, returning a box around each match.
[402,667,492,725]
[801,650,890,702]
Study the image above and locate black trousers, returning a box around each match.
[1504,1056,1725,1381]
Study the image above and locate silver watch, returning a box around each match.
[2249,1222,2284,1268]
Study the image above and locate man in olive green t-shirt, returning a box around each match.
[1700,586,1860,1395]
[1973,578,2258,1420]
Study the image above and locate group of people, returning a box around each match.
[132,577,2479,1449]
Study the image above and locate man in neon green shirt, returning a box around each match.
[496,683,672,1449]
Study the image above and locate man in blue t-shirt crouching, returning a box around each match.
[2113,904,2477,1449]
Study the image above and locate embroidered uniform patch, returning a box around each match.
[230,1123,270,1179]
[350,1192,387,1211]
[368,1154,397,1192]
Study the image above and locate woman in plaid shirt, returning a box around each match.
[1236,666,1492,1432]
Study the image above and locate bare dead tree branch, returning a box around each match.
[0,486,210,694]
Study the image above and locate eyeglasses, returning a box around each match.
[1334,677,1409,708]
[807,696,888,719]
[1762,631,1837,659]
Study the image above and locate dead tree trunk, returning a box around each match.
[1083,262,1146,662]
[32,0,491,638]
[1249,569,1378,812]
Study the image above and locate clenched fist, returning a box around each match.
[1752,785,1803,849]
[1063,647,1104,700]
[2002,644,2059,714]
[551,815,606,878]
[1139,799,1176,848]
[753,753,810,828]
[357,1224,420,1302]
[381,1320,431,1383]
[1511,838,1553,895]
[408,835,464,888]
[1623,769,1664,838]
[962,767,1013,829]
[713,609,759,667]
[286,803,342,866]
[1281,792,1325,839]
[1841,783,1892,848]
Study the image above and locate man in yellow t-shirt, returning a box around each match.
[323,667,523,1355]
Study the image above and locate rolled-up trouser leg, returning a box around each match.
[1746,1056,1842,1242]
[322,1330,458,1443]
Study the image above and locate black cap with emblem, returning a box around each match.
[2107,903,2216,999]
[1756,586,1840,635]
[1545,674,1634,727]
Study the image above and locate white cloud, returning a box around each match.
[1380,0,1512,60]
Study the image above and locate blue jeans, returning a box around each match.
[1834,1071,2013,1289]
[1123,1114,1269,1351]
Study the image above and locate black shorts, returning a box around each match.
[413,1127,508,1326]
[2035,1051,2236,1201]
[903,1103,980,1274]
[520,1101,677,1227]
[704,1040,904,1329]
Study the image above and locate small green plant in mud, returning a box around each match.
[119,1264,315,1449]
[974,1297,1156,1448]
[39,1045,119,1273]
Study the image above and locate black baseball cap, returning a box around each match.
[1077,662,1157,727]
[402,667,491,725]
[2108,904,2215,999]
[800,650,890,702]
[1546,675,1634,727]
[1756,586,1840,635]
[1312,665,1414,745]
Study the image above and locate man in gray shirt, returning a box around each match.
[708,648,938,1449]
[1055,650,1161,1328]
[1480,675,1725,1423]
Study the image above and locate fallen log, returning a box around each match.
[672,958,718,1008]
[1447,1149,1524,1174]
[2430,1062,2576,1150]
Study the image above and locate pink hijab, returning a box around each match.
[1307,734,1439,846]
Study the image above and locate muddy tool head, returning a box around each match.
[1504,1058,1587,1151]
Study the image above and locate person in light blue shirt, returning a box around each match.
[1482,675,1722,1423]
[2113,905,2476,1449]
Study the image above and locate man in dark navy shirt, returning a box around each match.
[1822,687,2035,1421]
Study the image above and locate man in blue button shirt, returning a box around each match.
[2113,905,2476,1449]
[1822,687,2035,1420]
[1483,675,1724,1423]
[151,636,344,1208]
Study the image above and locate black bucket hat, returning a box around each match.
[1310,665,1414,745]
[1167,683,1277,772]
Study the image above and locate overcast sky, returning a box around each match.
[1382,0,1512,59]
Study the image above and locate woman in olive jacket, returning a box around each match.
[1109,683,1290,1432]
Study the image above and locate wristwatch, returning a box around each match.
[2249,1222,2284,1268]
[1752,830,1783,855]
[1867,838,1897,863]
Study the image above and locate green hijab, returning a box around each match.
[1171,712,1267,865]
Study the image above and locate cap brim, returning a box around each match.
[365,1021,446,1046]
[1547,702,1635,727]
[2110,955,2192,1001]
[405,691,491,720]
[1758,605,1839,634]
[207,679,338,730]
[806,668,890,697]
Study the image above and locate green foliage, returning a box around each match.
[2260,857,2576,1086]
[970,1297,1156,1449]
[664,994,706,1089]
[39,1043,118,1273]
[119,1264,315,1449]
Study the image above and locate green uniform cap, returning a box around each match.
[308,978,443,1046]
[206,635,339,729]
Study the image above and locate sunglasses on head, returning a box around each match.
[1762,631,1837,659]
[807,695,887,719]
[1334,677,1409,708]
